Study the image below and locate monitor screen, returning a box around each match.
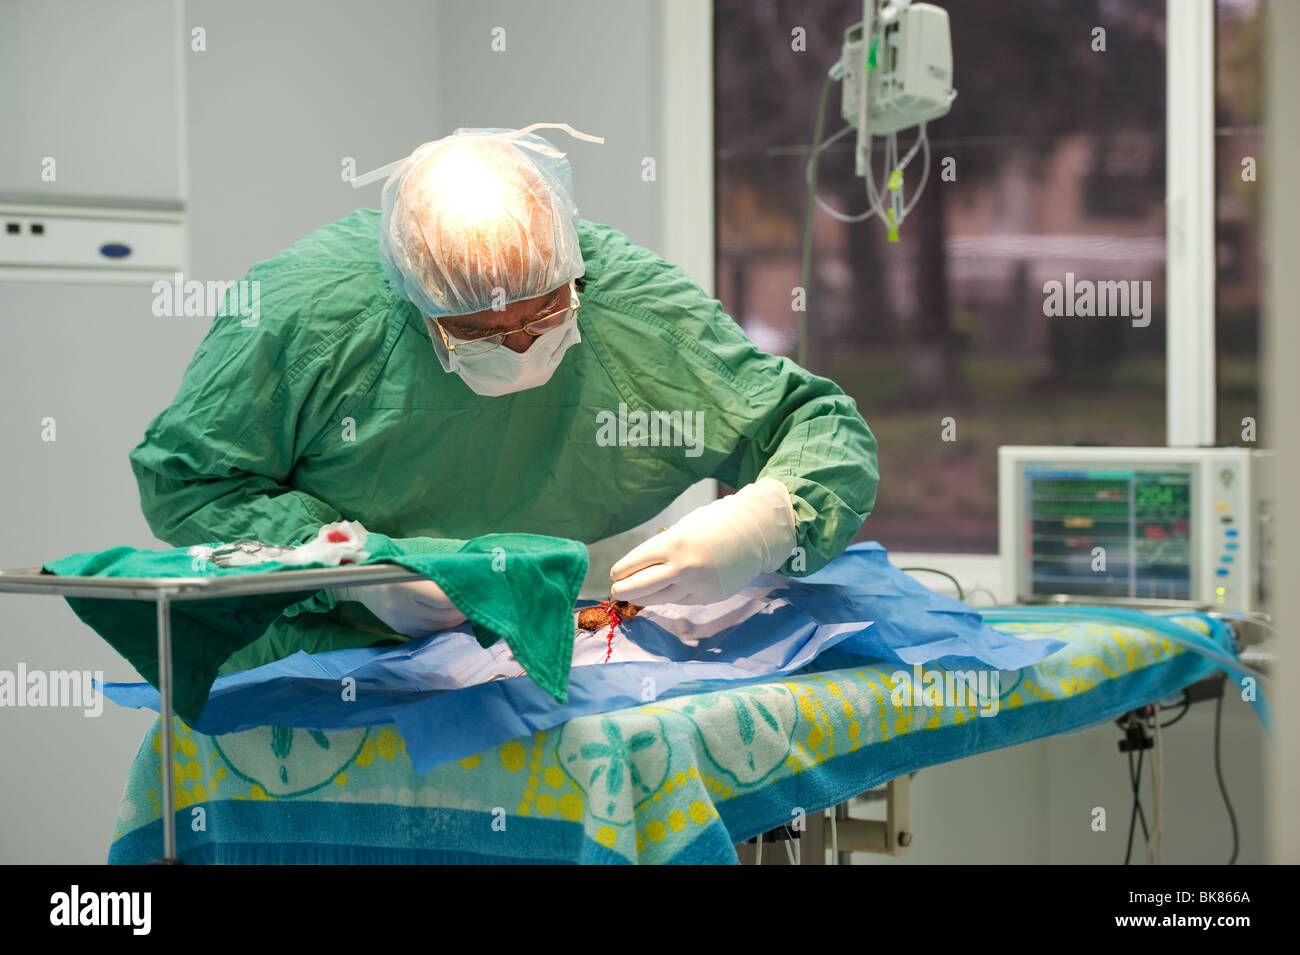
[1025,467,1193,601]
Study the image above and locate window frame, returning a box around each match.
[1166,0,1218,447]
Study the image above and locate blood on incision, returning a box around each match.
[577,601,641,631]
[576,600,643,663]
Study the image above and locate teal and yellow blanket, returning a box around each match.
[108,612,1233,864]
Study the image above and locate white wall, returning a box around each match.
[0,0,182,203]
[0,284,174,865]
[1264,0,1300,865]
[0,0,444,864]
[185,0,444,281]
[432,0,665,253]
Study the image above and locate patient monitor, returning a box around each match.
[999,446,1273,612]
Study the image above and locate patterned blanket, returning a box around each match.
[107,613,1232,864]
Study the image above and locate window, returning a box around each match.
[716,0,1174,553]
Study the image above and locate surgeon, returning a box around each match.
[129,126,878,665]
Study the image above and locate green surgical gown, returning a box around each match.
[129,210,878,672]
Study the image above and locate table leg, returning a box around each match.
[835,802,852,865]
[156,590,178,862]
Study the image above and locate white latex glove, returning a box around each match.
[609,478,798,606]
[332,579,468,637]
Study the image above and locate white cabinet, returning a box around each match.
[0,0,185,280]
[0,0,183,203]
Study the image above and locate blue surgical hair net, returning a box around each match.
[378,128,584,319]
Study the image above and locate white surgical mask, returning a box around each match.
[425,317,582,397]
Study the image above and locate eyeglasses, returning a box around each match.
[435,284,581,358]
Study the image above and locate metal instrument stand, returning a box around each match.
[0,563,425,863]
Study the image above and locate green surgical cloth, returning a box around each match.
[128,211,878,673]
[42,533,587,724]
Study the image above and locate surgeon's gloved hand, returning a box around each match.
[609,478,798,606]
[332,580,468,637]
